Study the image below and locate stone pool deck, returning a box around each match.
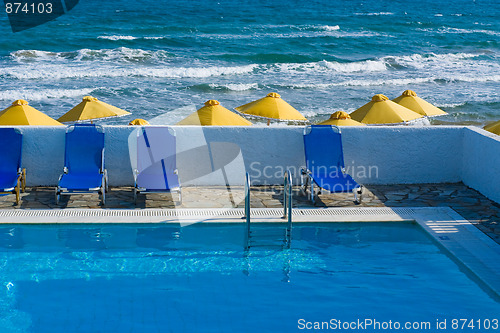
[1,182,499,244]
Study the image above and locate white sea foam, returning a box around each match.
[382,52,485,70]
[435,102,466,108]
[97,35,138,41]
[316,25,340,31]
[10,50,69,62]
[320,59,387,72]
[419,27,500,36]
[277,73,500,89]
[281,77,435,89]
[0,63,259,80]
[4,49,497,83]
[74,47,171,62]
[441,27,500,36]
[198,27,382,40]
[275,59,387,74]
[0,88,96,101]
[354,12,394,16]
[444,74,500,83]
[208,83,259,91]
[10,47,172,63]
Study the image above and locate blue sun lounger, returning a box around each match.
[0,128,26,205]
[131,127,181,204]
[301,125,363,204]
[56,124,107,205]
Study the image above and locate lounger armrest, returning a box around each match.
[57,171,64,184]
[101,148,105,173]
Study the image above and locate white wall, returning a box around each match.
[340,126,463,184]
[11,125,466,188]
[462,127,500,204]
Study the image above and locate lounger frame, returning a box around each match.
[0,128,26,205]
[132,127,182,204]
[300,125,363,204]
[55,124,107,205]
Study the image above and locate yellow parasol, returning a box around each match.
[484,120,500,135]
[318,111,366,126]
[57,96,131,123]
[129,118,150,126]
[176,100,252,126]
[349,94,424,124]
[392,90,447,117]
[0,100,63,126]
[235,92,307,124]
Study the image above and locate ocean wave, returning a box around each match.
[208,83,259,91]
[418,27,500,36]
[442,27,500,36]
[381,52,486,70]
[301,25,340,32]
[3,51,497,81]
[0,63,259,80]
[196,27,383,40]
[275,73,500,89]
[275,59,387,73]
[188,83,259,92]
[354,12,394,16]
[10,47,173,63]
[97,35,138,41]
[278,77,434,89]
[10,50,70,62]
[435,102,467,108]
[264,24,341,32]
[0,88,97,101]
[316,25,340,31]
[270,52,481,74]
[99,35,168,40]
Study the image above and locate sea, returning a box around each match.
[0,0,499,126]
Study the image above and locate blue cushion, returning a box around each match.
[58,173,103,191]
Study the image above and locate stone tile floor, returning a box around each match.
[0,182,498,244]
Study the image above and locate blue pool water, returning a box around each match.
[0,0,499,126]
[0,222,498,332]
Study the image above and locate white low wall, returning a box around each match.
[462,127,500,204]
[5,125,499,203]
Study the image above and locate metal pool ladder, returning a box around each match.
[243,171,293,251]
[244,172,251,250]
[282,170,293,249]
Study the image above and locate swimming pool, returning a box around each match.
[0,222,498,332]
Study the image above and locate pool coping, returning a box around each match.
[0,206,499,297]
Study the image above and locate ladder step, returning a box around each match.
[249,231,286,237]
[247,243,286,249]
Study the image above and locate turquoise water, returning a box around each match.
[0,0,499,126]
[0,222,498,332]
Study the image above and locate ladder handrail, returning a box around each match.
[283,170,292,248]
[244,172,251,250]
[283,170,292,219]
